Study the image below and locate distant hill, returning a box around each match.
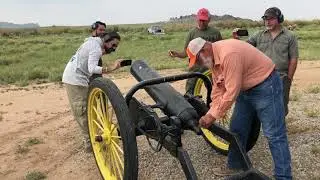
[169,14,255,22]
[0,22,40,29]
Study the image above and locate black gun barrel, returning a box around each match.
[129,60,203,133]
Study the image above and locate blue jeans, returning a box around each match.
[227,71,292,180]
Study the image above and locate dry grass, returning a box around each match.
[289,91,300,101]
[311,145,320,155]
[287,123,310,135]
[304,107,320,118]
[285,117,297,124]
[25,138,43,146]
[25,171,47,180]
[16,138,43,154]
[16,145,30,154]
[307,84,320,94]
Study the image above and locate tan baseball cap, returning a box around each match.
[186,37,206,68]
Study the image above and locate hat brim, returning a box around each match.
[186,48,197,68]
[197,16,209,21]
[262,13,277,19]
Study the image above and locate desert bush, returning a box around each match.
[304,107,320,118]
[25,171,47,180]
[307,84,320,94]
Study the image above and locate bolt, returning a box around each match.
[95,135,103,142]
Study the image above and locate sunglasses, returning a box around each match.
[111,43,118,48]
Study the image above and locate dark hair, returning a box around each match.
[91,21,106,30]
[101,31,121,42]
[95,21,106,28]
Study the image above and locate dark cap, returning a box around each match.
[262,7,281,19]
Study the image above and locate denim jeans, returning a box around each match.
[227,71,292,180]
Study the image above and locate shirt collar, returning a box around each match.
[96,37,103,46]
[263,26,285,34]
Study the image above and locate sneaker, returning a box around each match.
[213,166,243,176]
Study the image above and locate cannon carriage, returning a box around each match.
[87,60,267,180]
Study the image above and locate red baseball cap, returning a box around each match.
[197,8,210,21]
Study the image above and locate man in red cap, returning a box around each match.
[169,8,222,94]
[186,37,292,179]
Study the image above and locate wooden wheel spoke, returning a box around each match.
[95,96,105,122]
[93,119,104,131]
[107,100,115,123]
[111,145,124,179]
[105,99,114,129]
[111,135,121,139]
[99,92,109,127]
[110,124,118,134]
[92,106,105,128]
[111,140,124,154]
[111,145,124,169]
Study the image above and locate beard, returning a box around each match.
[105,47,115,54]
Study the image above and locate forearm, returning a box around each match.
[102,63,119,74]
[88,62,103,74]
[288,59,298,80]
[176,51,187,58]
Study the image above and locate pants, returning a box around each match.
[280,73,292,116]
[185,65,208,94]
[65,83,89,141]
[227,71,292,180]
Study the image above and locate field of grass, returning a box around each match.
[1,22,320,85]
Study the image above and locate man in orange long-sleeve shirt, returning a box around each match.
[186,38,292,180]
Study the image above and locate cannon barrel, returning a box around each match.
[129,60,202,133]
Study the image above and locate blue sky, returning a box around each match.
[1,0,319,26]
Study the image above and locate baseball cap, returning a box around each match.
[186,37,206,68]
[197,8,210,21]
[262,7,279,19]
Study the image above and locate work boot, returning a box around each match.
[213,166,243,176]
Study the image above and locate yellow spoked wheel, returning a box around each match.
[192,70,260,155]
[88,78,138,180]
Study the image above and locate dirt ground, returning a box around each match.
[0,61,319,180]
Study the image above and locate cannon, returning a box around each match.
[87,60,266,180]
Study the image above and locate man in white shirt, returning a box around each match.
[62,32,122,152]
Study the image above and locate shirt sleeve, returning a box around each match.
[247,31,259,47]
[184,30,193,50]
[207,53,243,119]
[208,78,226,118]
[87,44,103,74]
[288,33,299,60]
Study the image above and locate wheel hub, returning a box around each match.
[95,130,112,144]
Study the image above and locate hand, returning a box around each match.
[232,28,240,39]
[113,59,123,69]
[102,59,122,74]
[168,50,179,58]
[199,114,216,129]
